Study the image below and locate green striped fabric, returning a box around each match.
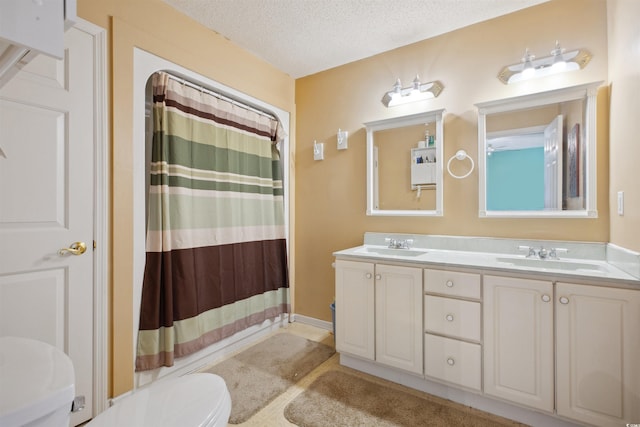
[136,72,289,371]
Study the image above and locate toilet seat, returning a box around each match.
[87,373,231,427]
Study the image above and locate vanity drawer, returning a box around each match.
[424,333,481,391]
[424,295,481,342]
[424,269,480,299]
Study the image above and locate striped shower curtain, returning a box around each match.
[135,72,290,371]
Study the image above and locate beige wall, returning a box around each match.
[77,0,296,397]
[607,0,640,251]
[294,0,610,322]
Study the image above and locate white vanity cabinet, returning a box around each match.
[334,260,375,360]
[375,264,423,374]
[335,260,423,374]
[555,282,640,427]
[483,275,554,412]
[484,276,640,426]
[334,234,640,427]
[423,269,482,391]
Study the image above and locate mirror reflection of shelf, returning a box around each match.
[364,108,445,216]
[411,147,436,189]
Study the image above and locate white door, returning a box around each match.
[375,264,422,374]
[335,259,375,360]
[0,27,96,426]
[483,275,554,412]
[543,115,563,210]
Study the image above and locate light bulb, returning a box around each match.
[389,78,402,100]
[393,78,402,93]
[411,75,421,94]
[521,49,536,79]
[551,41,567,72]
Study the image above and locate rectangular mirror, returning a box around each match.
[365,109,444,216]
[476,82,602,218]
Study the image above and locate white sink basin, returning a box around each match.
[495,257,605,272]
[356,247,428,257]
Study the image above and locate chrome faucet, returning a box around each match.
[518,245,568,260]
[386,238,413,249]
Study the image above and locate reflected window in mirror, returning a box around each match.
[365,109,444,216]
[476,82,601,218]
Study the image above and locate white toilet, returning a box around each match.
[86,373,231,427]
[0,337,231,427]
[0,337,76,427]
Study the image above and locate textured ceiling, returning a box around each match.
[163,0,549,79]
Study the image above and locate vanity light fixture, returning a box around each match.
[498,41,591,84]
[381,75,443,107]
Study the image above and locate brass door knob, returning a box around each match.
[58,242,87,256]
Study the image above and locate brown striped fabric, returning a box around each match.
[135,72,289,371]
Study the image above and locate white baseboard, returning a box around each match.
[291,313,333,332]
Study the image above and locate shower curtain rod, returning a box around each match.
[166,73,276,120]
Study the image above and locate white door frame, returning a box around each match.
[75,18,109,417]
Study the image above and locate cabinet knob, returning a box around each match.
[559,296,570,304]
[446,357,455,366]
[365,273,372,279]
[445,280,454,288]
[375,274,382,280]
[445,314,454,322]
[541,294,551,303]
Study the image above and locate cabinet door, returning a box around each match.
[556,283,640,426]
[375,264,423,374]
[483,275,554,412]
[335,260,375,360]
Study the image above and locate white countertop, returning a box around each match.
[334,242,640,285]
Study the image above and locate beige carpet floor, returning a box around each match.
[199,323,527,426]
[284,370,525,427]
[202,331,335,424]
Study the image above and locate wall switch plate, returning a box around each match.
[313,142,324,160]
[337,129,348,150]
[617,191,624,215]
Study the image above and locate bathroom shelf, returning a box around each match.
[411,147,436,189]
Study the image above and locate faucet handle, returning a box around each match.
[518,245,537,258]
[405,239,414,249]
[549,247,568,259]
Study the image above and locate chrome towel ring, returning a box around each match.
[447,149,474,179]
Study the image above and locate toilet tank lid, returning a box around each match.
[0,337,75,426]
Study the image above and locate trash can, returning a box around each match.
[330,301,336,337]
